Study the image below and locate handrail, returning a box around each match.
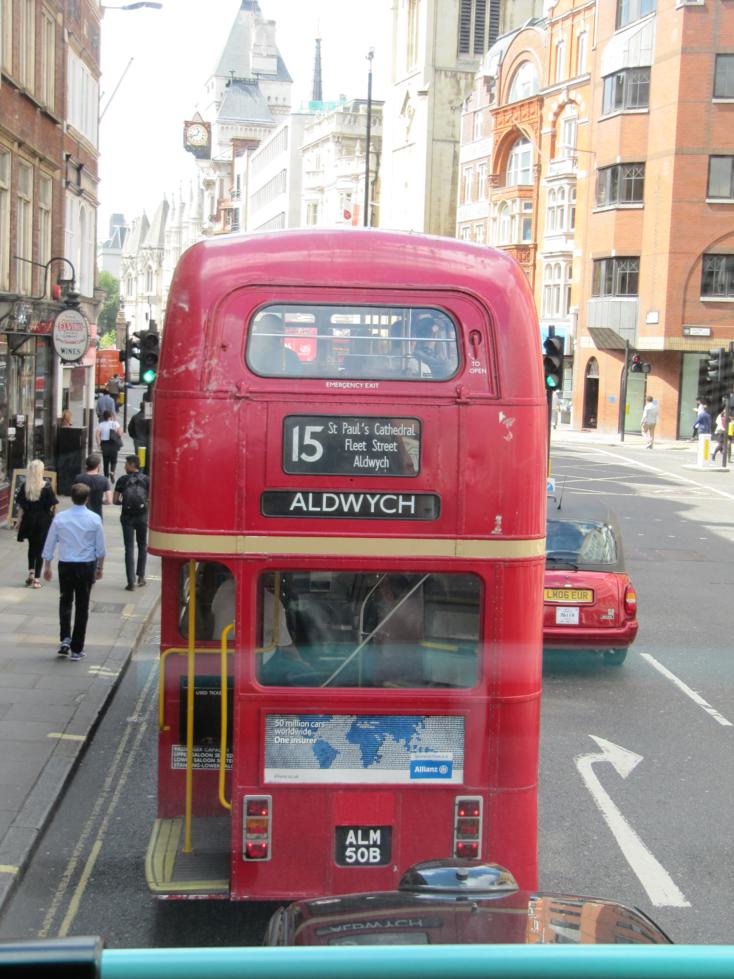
[219,623,235,811]
[184,560,196,854]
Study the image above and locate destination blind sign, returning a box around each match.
[262,490,439,520]
[283,415,421,477]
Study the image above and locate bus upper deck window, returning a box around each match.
[246,305,461,381]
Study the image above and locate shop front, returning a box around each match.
[0,309,94,521]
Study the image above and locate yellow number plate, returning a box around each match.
[544,588,594,604]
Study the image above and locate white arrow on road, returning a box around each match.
[575,735,690,908]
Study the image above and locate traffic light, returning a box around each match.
[706,347,725,407]
[140,328,160,386]
[127,332,142,364]
[629,353,651,374]
[721,347,734,401]
[543,334,564,391]
[697,357,711,404]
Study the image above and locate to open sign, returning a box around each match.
[53,309,90,363]
[335,826,392,866]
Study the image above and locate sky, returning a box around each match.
[98,0,392,238]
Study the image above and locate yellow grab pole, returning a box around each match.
[219,623,235,811]
[184,560,196,854]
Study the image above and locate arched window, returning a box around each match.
[555,41,565,83]
[569,186,577,230]
[576,32,587,75]
[507,62,539,104]
[559,111,578,155]
[506,138,532,186]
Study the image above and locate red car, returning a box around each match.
[544,503,638,666]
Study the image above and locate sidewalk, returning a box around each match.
[0,455,160,913]
[550,423,697,452]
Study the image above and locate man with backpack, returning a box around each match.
[113,454,150,591]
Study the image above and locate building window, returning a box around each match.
[707,157,734,199]
[1,0,12,73]
[407,0,419,69]
[714,55,734,99]
[40,9,55,108]
[521,201,533,242]
[497,203,510,244]
[592,257,640,297]
[546,189,557,233]
[576,32,587,75]
[569,186,576,230]
[616,0,656,30]
[67,50,99,147]
[506,138,532,186]
[507,61,539,103]
[306,201,319,226]
[555,40,565,83]
[0,149,9,291]
[596,163,645,206]
[602,67,650,115]
[458,0,490,57]
[474,223,485,244]
[16,161,33,294]
[701,255,734,298]
[559,113,577,155]
[477,162,487,200]
[473,109,482,141]
[19,0,34,91]
[461,165,473,203]
[38,174,52,292]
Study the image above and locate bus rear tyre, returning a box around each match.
[603,649,627,667]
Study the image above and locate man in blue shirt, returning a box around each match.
[42,483,106,661]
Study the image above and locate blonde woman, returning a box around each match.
[16,460,58,587]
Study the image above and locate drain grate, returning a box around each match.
[92,602,127,613]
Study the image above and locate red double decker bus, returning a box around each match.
[146,229,546,901]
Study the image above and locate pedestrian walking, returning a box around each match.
[16,459,58,588]
[42,482,106,661]
[693,403,712,438]
[96,387,116,422]
[640,395,659,448]
[551,389,561,430]
[712,409,727,461]
[96,409,122,480]
[114,454,150,592]
[74,452,112,519]
[127,401,150,470]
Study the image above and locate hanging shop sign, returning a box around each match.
[53,309,90,363]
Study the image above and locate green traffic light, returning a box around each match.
[142,368,157,385]
[545,375,560,389]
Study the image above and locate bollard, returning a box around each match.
[697,433,711,467]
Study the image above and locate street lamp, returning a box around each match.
[363,47,374,228]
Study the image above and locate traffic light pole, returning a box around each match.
[618,339,630,443]
[123,340,130,432]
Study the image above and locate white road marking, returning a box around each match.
[575,736,690,908]
[641,653,732,727]
[588,447,734,502]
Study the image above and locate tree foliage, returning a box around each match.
[97,271,120,343]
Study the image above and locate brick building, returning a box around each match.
[0,0,101,518]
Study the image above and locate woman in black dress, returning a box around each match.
[16,459,58,588]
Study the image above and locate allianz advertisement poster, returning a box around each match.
[264,714,464,784]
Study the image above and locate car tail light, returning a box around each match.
[243,795,271,861]
[453,796,482,859]
[624,584,637,617]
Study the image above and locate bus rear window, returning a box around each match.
[246,304,459,381]
[256,571,480,689]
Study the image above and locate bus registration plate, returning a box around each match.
[335,826,392,866]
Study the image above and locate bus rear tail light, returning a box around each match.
[624,585,637,617]
[243,795,272,861]
[454,796,482,860]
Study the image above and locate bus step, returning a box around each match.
[145,816,230,897]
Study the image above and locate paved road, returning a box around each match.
[0,436,731,946]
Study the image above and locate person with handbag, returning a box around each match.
[16,459,58,588]
[95,409,123,480]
